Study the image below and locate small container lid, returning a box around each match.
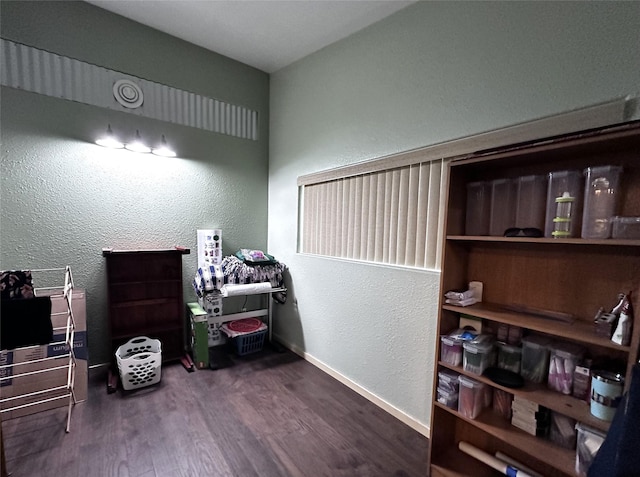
[497,342,522,354]
[592,371,624,386]
[467,180,489,188]
[441,335,462,346]
[521,334,551,349]
[612,216,640,224]
[575,422,607,438]
[463,340,494,354]
[548,169,581,179]
[438,369,459,382]
[437,386,458,398]
[517,174,545,183]
[550,341,585,360]
[584,165,623,175]
[458,375,484,389]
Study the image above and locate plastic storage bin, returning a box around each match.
[514,174,547,230]
[440,335,464,366]
[233,329,267,356]
[463,336,495,375]
[497,342,522,374]
[549,412,577,450]
[465,181,491,235]
[116,336,162,391]
[581,165,623,239]
[438,369,460,394]
[458,375,487,419]
[548,341,585,395]
[489,178,516,236]
[521,334,551,383]
[545,170,584,238]
[611,216,640,239]
[575,423,606,477]
[437,387,459,410]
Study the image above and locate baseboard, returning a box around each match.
[274,334,430,437]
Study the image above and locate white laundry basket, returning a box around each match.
[115,336,162,391]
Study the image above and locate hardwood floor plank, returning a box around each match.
[2,348,428,477]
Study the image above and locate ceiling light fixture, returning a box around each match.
[95,124,124,149]
[124,130,151,154]
[151,135,177,157]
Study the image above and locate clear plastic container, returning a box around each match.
[545,170,584,238]
[548,342,585,395]
[458,375,487,419]
[497,342,522,374]
[463,336,495,375]
[575,423,606,476]
[437,369,460,394]
[581,165,623,239]
[437,386,459,410]
[514,174,547,230]
[549,412,577,450]
[489,178,516,236]
[465,181,491,235]
[521,334,551,383]
[440,335,463,367]
[611,216,640,239]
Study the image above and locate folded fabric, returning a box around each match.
[221,255,286,287]
[444,289,476,301]
[221,320,267,338]
[1,296,53,350]
[445,297,478,307]
[1,270,34,300]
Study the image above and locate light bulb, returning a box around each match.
[95,124,124,149]
[152,135,176,157]
[125,130,151,153]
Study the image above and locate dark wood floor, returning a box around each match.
[2,347,429,477]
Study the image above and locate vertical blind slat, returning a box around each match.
[299,158,448,270]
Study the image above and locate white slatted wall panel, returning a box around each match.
[300,159,448,270]
[0,39,258,140]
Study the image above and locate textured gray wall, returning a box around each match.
[269,1,640,432]
[0,1,270,365]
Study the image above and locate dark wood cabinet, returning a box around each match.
[103,248,190,364]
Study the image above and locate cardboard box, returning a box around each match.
[0,289,88,420]
[187,303,209,369]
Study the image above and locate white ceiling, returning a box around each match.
[86,0,416,73]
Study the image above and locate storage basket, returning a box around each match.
[115,336,162,391]
[233,329,267,356]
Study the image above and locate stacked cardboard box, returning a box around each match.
[0,290,88,419]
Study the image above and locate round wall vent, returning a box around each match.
[113,79,144,109]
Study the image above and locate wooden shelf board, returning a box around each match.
[435,402,576,476]
[442,302,631,352]
[110,297,180,308]
[430,447,498,477]
[438,362,611,433]
[447,236,640,247]
[112,325,182,341]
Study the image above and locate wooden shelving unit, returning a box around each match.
[103,247,190,390]
[429,121,640,477]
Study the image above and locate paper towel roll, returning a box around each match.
[220,282,273,297]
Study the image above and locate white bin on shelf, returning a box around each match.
[116,336,162,391]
